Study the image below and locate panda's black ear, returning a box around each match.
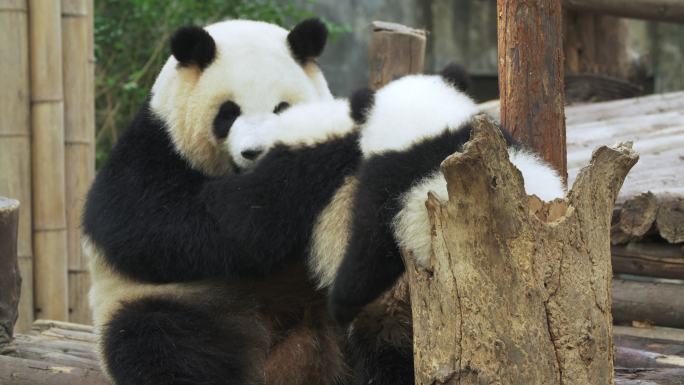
[287,18,328,64]
[350,87,375,125]
[440,63,471,92]
[171,26,216,70]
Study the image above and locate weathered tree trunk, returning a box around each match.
[368,21,426,91]
[405,115,637,385]
[0,198,21,353]
[497,0,567,182]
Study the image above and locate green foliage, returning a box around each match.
[95,0,347,167]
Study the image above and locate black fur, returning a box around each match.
[287,18,327,64]
[440,62,471,92]
[349,87,375,124]
[347,336,414,385]
[171,26,216,70]
[329,124,517,325]
[82,101,360,283]
[213,100,241,139]
[104,297,259,385]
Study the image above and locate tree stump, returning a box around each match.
[405,115,638,385]
[0,197,21,353]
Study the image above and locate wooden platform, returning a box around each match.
[1,321,684,384]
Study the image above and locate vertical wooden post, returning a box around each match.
[497,0,567,183]
[0,198,21,350]
[29,0,69,321]
[0,0,33,332]
[368,21,426,90]
[62,0,94,324]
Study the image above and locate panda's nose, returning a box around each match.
[241,149,263,160]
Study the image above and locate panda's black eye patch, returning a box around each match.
[273,101,290,114]
[213,100,241,139]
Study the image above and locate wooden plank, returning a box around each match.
[614,325,684,343]
[0,354,109,385]
[0,1,33,334]
[498,0,567,182]
[612,243,684,279]
[368,21,426,90]
[615,368,684,385]
[564,0,684,24]
[613,279,684,328]
[0,198,20,351]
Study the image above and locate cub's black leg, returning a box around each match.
[103,297,265,385]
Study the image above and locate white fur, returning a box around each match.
[393,149,565,269]
[149,20,332,175]
[227,98,355,169]
[359,75,479,157]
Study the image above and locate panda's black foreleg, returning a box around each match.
[103,297,266,385]
[346,326,415,385]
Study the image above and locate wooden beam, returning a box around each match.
[368,21,426,90]
[498,0,568,182]
[0,198,21,351]
[613,279,684,328]
[564,0,684,24]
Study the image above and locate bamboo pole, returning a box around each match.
[29,0,69,321]
[61,0,94,324]
[0,0,33,333]
[497,0,567,182]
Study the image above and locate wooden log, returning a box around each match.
[405,115,637,385]
[61,0,94,324]
[0,198,21,352]
[615,368,684,385]
[612,192,659,244]
[0,354,109,385]
[616,346,684,369]
[564,0,684,24]
[656,197,684,244]
[615,325,684,343]
[498,0,567,182]
[613,279,684,329]
[29,0,69,321]
[368,21,426,90]
[612,243,684,279]
[0,0,33,334]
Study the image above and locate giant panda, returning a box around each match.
[327,64,566,331]
[82,18,354,385]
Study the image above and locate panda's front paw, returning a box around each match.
[327,298,362,327]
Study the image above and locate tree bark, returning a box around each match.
[497,0,567,182]
[368,21,426,91]
[0,197,21,353]
[405,115,637,385]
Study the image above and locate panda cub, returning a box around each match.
[328,64,566,326]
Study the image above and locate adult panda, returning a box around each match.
[327,64,566,330]
[82,19,350,385]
